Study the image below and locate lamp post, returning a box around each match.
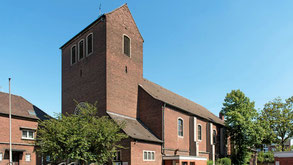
[9,78,12,165]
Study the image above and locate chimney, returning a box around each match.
[219,112,224,120]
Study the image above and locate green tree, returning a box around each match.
[221,89,265,165]
[257,151,274,163]
[36,102,128,164]
[259,97,293,151]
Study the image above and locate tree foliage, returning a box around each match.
[216,157,231,165]
[221,89,265,165]
[257,151,274,163]
[259,97,293,151]
[36,102,128,164]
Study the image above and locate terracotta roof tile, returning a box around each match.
[0,92,50,120]
[107,111,162,143]
[140,79,224,125]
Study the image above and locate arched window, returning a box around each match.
[178,118,183,137]
[198,125,202,140]
[71,45,77,65]
[86,33,93,56]
[123,35,131,57]
[213,130,217,144]
[78,39,84,60]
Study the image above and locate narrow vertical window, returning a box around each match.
[0,152,2,161]
[78,40,84,60]
[123,35,130,57]
[86,33,93,56]
[144,151,147,160]
[71,45,77,65]
[178,118,183,137]
[213,130,217,144]
[198,125,202,140]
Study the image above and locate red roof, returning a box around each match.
[0,92,50,120]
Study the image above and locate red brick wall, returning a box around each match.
[61,18,107,116]
[164,106,190,156]
[138,87,163,139]
[130,140,162,165]
[275,157,293,165]
[197,118,208,155]
[106,5,143,118]
[0,115,39,165]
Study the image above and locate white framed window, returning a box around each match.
[22,130,35,140]
[71,45,77,65]
[198,124,202,141]
[113,150,121,161]
[178,117,183,137]
[86,33,93,56]
[25,153,31,162]
[0,152,2,161]
[123,34,131,57]
[143,150,155,161]
[78,39,85,60]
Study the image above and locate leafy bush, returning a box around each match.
[220,157,231,165]
[258,151,264,163]
[215,157,231,165]
[264,151,274,163]
[207,160,213,165]
[257,151,274,163]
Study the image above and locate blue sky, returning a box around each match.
[1,0,293,117]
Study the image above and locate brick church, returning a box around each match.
[61,4,228,165]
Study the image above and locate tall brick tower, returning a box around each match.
[60,4,228,165]
[61,4,143,118]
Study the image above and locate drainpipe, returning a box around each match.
[161,103,166,155]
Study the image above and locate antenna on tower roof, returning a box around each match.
[99,3,102,16]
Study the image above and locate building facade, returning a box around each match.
[61,4,228,165]
[0,92,49,165]
[274,151,293,165]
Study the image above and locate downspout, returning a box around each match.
[161,103,166,155]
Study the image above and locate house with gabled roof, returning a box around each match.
[61,4,229,165]
[0,92,50,165]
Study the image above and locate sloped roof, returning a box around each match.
[0,92,50,120]
[140,79,224,125]
[107,111,162,143]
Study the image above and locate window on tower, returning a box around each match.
[71,45,77,65]
[86,33,93,56]
[78,39,84,60]
[123,35,130,57]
